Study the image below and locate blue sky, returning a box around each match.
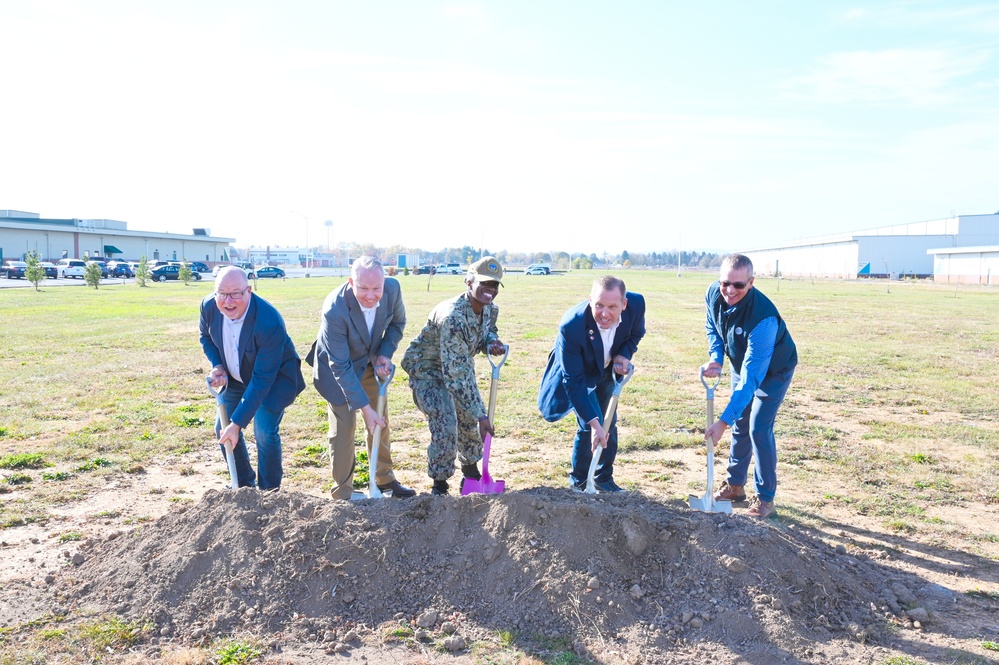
[2,1,997,254]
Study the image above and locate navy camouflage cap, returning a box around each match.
[468,256,504,284]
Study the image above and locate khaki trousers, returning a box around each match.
[328,365,395,500]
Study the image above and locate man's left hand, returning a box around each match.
[478,418,495,441]
[374,355,392,377]
[488,340,506,355]
[612,355,631,376]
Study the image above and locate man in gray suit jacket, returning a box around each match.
[311,256,414,499]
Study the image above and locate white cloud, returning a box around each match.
[782,48,991,106]
[839,2,999,33]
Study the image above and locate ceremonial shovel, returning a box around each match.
[365,364,395,499]
[205,377,239,490]
[584,363,634,495]
[688,369,733,514]
[461,344,509,495]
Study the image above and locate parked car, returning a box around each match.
[256,266,286,279]
[434,263,463,275]
[213,262,255,279]
[87,261,109,278]
[108,261,134,278]
[39,262,58,278]
[56,259,87,278]
[150,265,202,282]
[4,261,26,279]
[525,263,551,275]
[189,261,211,273]
[414,265,436,275]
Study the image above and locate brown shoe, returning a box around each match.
[377,480,416,498]
[714,481,746,502]
[747,496,776,519]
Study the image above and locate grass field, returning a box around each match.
[2,271,999,537]
[2,271,999,664]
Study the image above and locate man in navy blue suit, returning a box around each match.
[538,276,646,492]
[200,266,306,490]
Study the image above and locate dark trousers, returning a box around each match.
[569,369,618,486]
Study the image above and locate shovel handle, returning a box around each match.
[612,363,634,395]
[206,376,239,489]
[486,344,508,424]
[700,368,720,400]
[488,343,509,379]
[368,383,389,499]
[374,363,396,396]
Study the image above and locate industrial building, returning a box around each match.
[743,213,999,280]
[926,245,999,285]
[0,210,234,264]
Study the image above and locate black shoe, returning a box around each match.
[568,477,586,492]
[461,463,481,481]
[431,480,449,496]
[594,479,626,493]
[377,480,416,498]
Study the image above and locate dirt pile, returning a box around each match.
[63,488,944,662]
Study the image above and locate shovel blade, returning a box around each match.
[688,493,733,514]
[460,473,505,495]
[688,492,711,511]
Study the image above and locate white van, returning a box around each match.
[57,259,87,279]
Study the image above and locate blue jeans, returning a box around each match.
[726,368,794,502]
[214,381,285,490]
[570,369,618,486]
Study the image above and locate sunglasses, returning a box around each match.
[720,281,748,290]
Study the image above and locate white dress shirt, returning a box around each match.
[223,314,246,382]
[360,301,379,337]
[599,320,621,368]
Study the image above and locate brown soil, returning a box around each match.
[4,469,997,664]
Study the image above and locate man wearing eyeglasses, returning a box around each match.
[308,256,414,500]
[200,266,306,490]
[702,253,797,518]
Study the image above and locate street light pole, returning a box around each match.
[324,220,333,267]
[290,210,309,277]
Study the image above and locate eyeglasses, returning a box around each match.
[720,281,748,290]
[215,289,248,301]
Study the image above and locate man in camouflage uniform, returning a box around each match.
[402,257,507,495]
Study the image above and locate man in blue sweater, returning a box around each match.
[702,254,797,518]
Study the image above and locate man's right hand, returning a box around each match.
[374,356,393,377]
[209,365,228,389]
[360,404,386,431]
[589,418,609,451]
[701,361,722,378]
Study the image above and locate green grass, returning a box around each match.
[78,615,150,652]
[0,273,998,602]
[3,472,31,486]
[0,453,48,469]
[216,640,263,664]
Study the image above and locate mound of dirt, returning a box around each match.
[62,488,940,663]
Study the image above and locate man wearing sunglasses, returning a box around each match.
[702,254,797,518]
[200,266,306,490]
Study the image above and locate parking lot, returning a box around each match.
[0,266,357,289]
